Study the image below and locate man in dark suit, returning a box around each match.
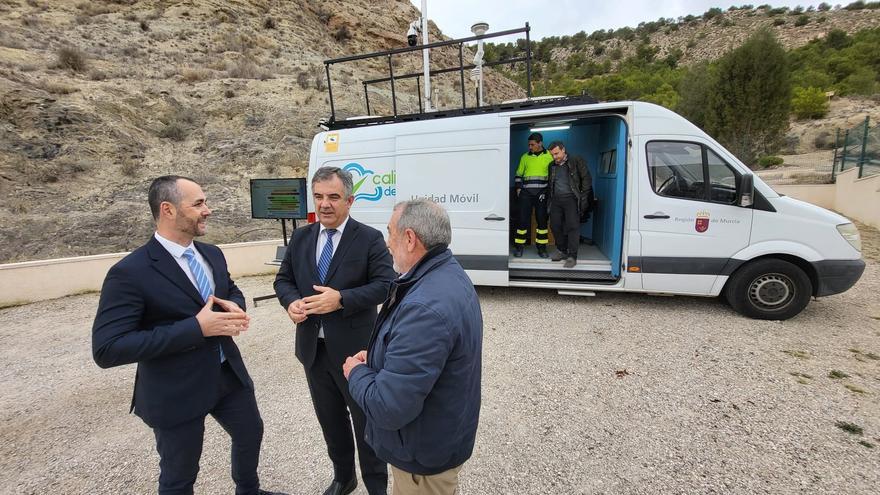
[274,166,395,495]
[92,175,280,495]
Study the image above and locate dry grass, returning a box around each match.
[35,80,78,94]
[88,69,107,81]
[75,2,116,17]
[226,59,271,80]
[180,68,211,84]
[54,46,88,72]
[216,30,257,54]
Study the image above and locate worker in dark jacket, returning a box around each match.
[548,140,592,268]
[343,199,483,495]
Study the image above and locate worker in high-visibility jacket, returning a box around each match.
[513,132,554,258]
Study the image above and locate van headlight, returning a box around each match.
[836,223,861,252]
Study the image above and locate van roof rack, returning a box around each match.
[319,94,599,130]
[319,24,598,131]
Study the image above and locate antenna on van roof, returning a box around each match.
[322,23,533,127]
[471,22,489,107]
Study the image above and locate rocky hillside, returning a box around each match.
[0,0,523,263]
[535,5,880,71]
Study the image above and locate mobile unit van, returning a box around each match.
[304,27,865,320]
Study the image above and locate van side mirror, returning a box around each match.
[739,174,754,208]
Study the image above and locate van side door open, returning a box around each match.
[635,136,755,295]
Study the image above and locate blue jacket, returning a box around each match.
[347,247,483,475]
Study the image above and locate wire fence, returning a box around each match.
[833,117,880,180]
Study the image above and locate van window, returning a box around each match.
[647,141,740,204]
[647,141,704,200]
[707,149,738,204]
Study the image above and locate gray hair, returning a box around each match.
[393,199,451,250]
[148,175,196,220]
[311,166,353,198]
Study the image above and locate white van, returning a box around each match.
[304,98,864,320]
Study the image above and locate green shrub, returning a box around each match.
[791,87,829,119]
[758,155,784,168]
[795,14,810,26]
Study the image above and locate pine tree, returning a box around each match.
[705,29,791,165]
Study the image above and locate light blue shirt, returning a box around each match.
[154,232,215,296]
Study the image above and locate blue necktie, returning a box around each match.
[183,248,225,362]
[318,229,337,283]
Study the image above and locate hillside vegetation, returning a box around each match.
[486,3,880,163]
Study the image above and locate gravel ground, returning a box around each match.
[1,261,878,494]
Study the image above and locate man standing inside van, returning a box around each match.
[548,140,592,268]
[274,167,396,495]
[513,132,554,258]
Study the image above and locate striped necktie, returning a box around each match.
[318,229,337,283]
[183,248,225,362]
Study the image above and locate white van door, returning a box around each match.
[634,136,754,294]
[393,115,510,286]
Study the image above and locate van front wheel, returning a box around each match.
[724,259,812,320]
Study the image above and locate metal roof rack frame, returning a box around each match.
[319,23,597,130]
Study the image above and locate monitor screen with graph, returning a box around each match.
[249,178,308,219]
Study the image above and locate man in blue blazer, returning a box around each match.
[92,176,280,495]
[274,166,396,495]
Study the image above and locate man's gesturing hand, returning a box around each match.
[287,299,307,324]
[343,355,365,380]
[302,285,342,315]
[196,296,250,337]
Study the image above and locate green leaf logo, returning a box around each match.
[353,176,368,194]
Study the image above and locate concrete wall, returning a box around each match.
[773,168,880,229]
[0,240,282,307]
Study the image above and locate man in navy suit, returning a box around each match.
[92,175,280,495]
[274,166,396,495]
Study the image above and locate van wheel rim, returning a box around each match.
[749,273,794,309]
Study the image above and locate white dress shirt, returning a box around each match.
[315,216,349,338]
[154,232,215,297]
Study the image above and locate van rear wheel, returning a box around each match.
[724,259,812,320]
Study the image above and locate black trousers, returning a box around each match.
[514,189,549,248]
[153,362,264,495]
[306,340,388,495]
[550,194,581,258]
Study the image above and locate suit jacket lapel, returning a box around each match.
[323,218,359,285]
[147,237,204,306]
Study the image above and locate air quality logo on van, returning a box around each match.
[343,162,396,202]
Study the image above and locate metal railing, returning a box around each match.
[833,116,880,180]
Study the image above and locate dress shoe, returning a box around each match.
[563,257,577,268]
[257,490,289,495]
[513,245,524,257]
[551,250,567,262]
[537,246,549,258]
[323,478,357,495]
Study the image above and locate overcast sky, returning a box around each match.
[408,1,826,41]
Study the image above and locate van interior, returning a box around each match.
[508,114,627,284]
